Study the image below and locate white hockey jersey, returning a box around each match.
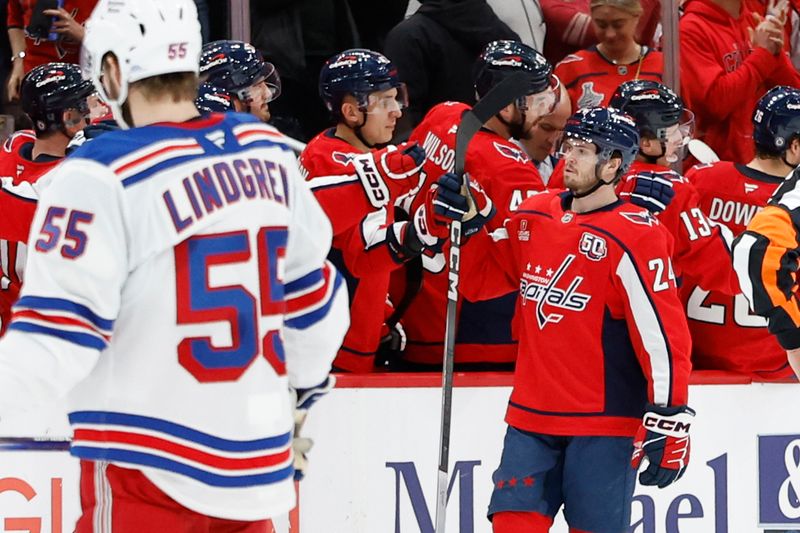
[0,112,349,520]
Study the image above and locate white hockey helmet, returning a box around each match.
[81,0,202,128]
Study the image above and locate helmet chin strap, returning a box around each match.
[497,101,529,140]
[353,110,390,149]
[570,161,616,199]
[641,141,665,165]
[354,113,374,149]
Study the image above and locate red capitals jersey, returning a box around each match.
[554,46,663,112]
[683,161,790,379]
[394,102,546,366]
[619,161,739,296]
[546,160,738,295]
[0,131,62,335]
[461,191,692,436]
[7,0,97,73]
[299,129,404,372]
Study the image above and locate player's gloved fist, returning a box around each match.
[631,403,696,488]
[624,171,675,213]
[291,375,336,481]
[409,172,468,247]
[462,179,495,237]
[352,142,426,208]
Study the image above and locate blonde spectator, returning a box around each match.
[554,0,663,113]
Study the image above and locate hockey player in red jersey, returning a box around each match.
[684,86,800,379]
[199,40,281,123]
[610,80,740,297]
[299,49,440,372]
[554,0,663,112]
[458,107,693,532]
[0,62,94,336]
[393,40,557,368]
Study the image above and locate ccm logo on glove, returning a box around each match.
[643,416,691,434]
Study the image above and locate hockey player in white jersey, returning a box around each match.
[0,0,348,531]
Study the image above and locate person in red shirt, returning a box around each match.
[299,49,442,372]
[392,40,557,369]
[0,62,94,335]
[540,0,661,65]
[680,0,800,163]
[683,86,800,379]
[459,106,693,532]
[6,0,98,101]
[554,0,663,113]
[610,80,741,299]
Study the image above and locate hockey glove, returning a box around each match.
[631,403,696,488]
[623,171,675,214]
[351,142,426,209]
[462,178,495,238]
[408,171,469,247]
[292,375,336,481]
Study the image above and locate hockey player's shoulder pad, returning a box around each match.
[516,188,560,214]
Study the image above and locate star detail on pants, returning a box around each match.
[496,480,505,489]
[523,476,535,487]
[508,477,518,487]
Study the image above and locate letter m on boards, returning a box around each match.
[386,461,480,533]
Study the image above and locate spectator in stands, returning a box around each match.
[540,0,660,64]
[249,0,360,141]
[680,0,800,163]
[554,0,663,112]
[384,0,519,141]
[403,0,546,51]
[6,0,97,101]
[518,82,571,185]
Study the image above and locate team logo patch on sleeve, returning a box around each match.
[579,232,607,261]
[518,219,530,241]
[332,151,357,167]
[620,210,658,226]
[493,142,529,163]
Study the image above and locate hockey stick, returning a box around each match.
[0,436,71,451]
[434,71,532,533]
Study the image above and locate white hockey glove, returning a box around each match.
[291,375,336,481]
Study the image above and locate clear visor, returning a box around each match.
[87,92,111,122]
[365,83,409,115]
[262,62,281,102]
[238,62,282,104]
[556,138,598,162]
[518,75,561,117]
[664,109,695,163]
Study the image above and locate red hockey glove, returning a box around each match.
[414,172,469,243]
[351,142,426,208]
[631,403,695,488]
[292,375,336,481]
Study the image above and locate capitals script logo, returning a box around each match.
[332,151,357,167]
[519,254,591,329]
[493,142,529,163]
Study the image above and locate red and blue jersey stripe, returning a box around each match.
[69,411,294,488]
[9,295,114,350]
